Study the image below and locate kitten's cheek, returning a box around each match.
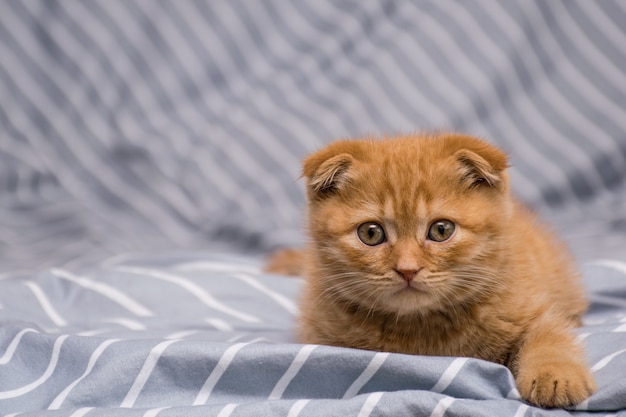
[345,238,369,252]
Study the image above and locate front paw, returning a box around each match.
[516,359,596,408]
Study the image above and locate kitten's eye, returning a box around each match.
[357,222,386,246]
[428,220,455,242]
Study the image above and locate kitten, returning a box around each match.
[266,133,595,408]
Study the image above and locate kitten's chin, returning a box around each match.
[379,287,440,316]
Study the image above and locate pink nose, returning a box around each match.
[395,269,420,283]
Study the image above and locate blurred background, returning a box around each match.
[1,0,626,271]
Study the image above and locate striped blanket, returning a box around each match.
[1,1,626,416]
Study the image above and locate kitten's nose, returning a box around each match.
[395,268,420,283]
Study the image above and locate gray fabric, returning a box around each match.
[1,0,626,269]
[1,1,626,415]
[1,254,626,416]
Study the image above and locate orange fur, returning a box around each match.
[265,248,305,276]
[268,133,595,408]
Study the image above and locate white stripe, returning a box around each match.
[19,1,116,140]
[186,2,340,153]
[216,403,238,417]
[62,2,161,130]
[404,3,542,203]
[266,3,377,130]
[500,4,623,182]
[193,112,296,224]
[104,317,146,331]
[121,340,179,408]
[204,2,349,141]
[41,1,204,240]
[49,339,120,409]
[133,0,308,210]
[431,358,468,393]
[181,3,345,141]
[315,2,448,129]
[115,266,260,323]
[396,11,476,124]
[583,316,612,326]
[206,126,300,222]
[549,2,626,94]
[287,399,310,417]
[525,1,626,129]
[193,343,248,405]
[0,335,68,399]
[175,260,261,275]
[269,345,317,400]
[232,273,298,315]
[581,2,626,60]
[205,318,234,332]
[429,396,455,417]
[210,4,347,138]
[591,348,626,372]
[51,268,153,317]
[189,144,266,218]
[343,352,389,398]
[247,337,271,344]
[472,0,595,200]
[100,253,141,268]
[613,323,626,332]
[588,294,626,309]
[129,3,299,224]
[166,330,200,340]
[0,328,39,365]
[506,386,521,400]
[0,13,190,245]
[226,334,246,343]
[143,407,170,417]
[357,392,384,417]
[23,281,67,327]
[376,4,486,132]
[436,0,621,176]
[512,404,529,417]
[588,259,626,275]
[68,407,94,417]
[77,328,113,337]
[528,1,626,141]
[575,398,589,411]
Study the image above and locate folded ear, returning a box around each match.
[454,148,508,189]
[303,152,355,197]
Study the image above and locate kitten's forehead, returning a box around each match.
[382,192,431,238]
[360,140,448,201]
[306,134,509,228]
[347,139,462,228]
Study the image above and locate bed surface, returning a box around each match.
[2,254,626,416]
[1,1,626,416]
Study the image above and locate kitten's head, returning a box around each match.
[303,134,512,316]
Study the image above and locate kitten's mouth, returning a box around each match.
[393,269,426,289]
[396,279,426,293]
[391,269,429,293]
[384,279,438,315]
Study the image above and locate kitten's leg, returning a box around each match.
[264,248,305,276]
[513,318,596,408]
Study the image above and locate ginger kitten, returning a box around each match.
[266,133,595,408]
